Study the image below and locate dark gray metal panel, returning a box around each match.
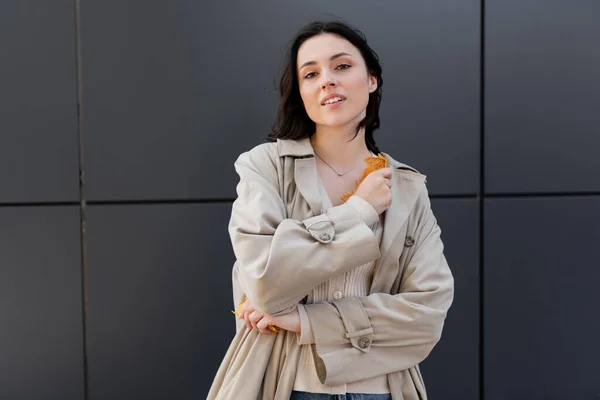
[486,0,600,194]
[81,0,479,201]
[419,199,479,400]
[0,1,79,203]
[86,203,235,399]
[373,2,480,196]
[484,197,600,399]
[0,206,84,400]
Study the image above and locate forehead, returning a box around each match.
[296,33,360,66]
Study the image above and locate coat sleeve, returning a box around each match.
[230,146,381,316]
[300,187,454,385]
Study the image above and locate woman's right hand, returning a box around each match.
[239,301,272,334]
[354,167,393,215]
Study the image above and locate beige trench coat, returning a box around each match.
[208,138,454,400]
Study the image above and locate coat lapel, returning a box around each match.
[379,165,426,260]
[371,156,426,291]
[294,157,322,216]
[278,138,323,217]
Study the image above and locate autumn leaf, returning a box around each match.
[341,153,388,201]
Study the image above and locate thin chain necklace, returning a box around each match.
[314,151,372,177]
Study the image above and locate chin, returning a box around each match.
[317,114,359,129]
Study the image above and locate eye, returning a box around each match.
[304,71,317,79]
[336,63,351,70]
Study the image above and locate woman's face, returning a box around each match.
[296,33,377,130]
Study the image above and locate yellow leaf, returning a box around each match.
[341,153,388,201]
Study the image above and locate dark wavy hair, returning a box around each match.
[267,21,383,154]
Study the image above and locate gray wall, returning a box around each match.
[0,1,598,399]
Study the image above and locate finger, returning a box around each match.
[256,316,266,330]
[240,303,254,320]
[249,311,263,330]
[259,323,272,334]
[384,178,392,188]
[257,316,272,334]
[379,167,393,179]
[243,306,254,330]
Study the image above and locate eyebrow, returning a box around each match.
[299,52,353,70]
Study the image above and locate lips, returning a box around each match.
[321,94,346,106]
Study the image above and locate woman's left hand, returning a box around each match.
[257,309,301,334]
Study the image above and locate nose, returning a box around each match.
[320,72,338,89]
[321,80,337,89]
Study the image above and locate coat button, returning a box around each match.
[320,233,331,241]
[358,336,371,349]
[332,290,343,300]
[405,236,415,247]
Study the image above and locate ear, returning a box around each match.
[368,75,378,93]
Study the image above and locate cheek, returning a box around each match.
[299,85,320,114]
[347,79,371,109]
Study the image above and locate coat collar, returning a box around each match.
[277,137,314,157]
[278,138,427,263]
[277,137,425,174]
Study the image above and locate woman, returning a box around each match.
[208,20,454,400]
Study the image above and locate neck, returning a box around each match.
[310,124,370,167]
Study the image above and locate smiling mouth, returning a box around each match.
[321,96,345,106]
